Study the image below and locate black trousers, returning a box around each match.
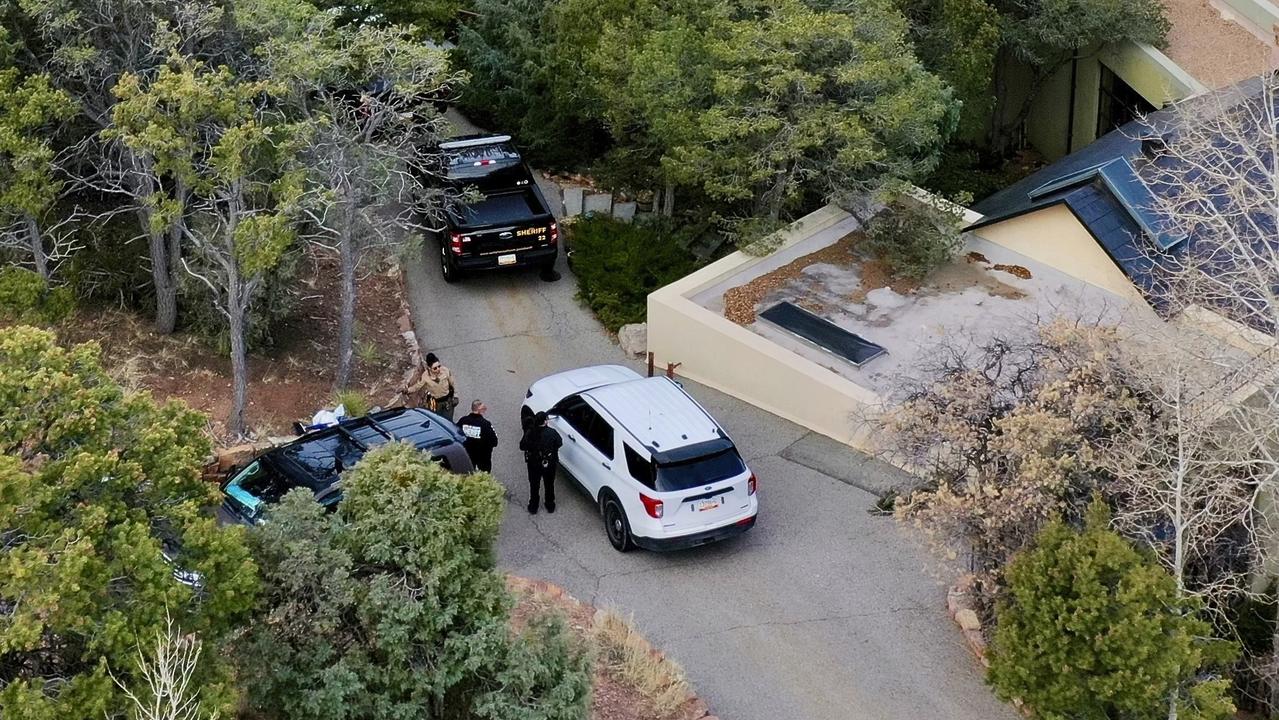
[468,448,493,473]
[526,459,556,508]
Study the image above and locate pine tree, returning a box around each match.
[988,500,1235,720]
[238,442,592,719]
[0,326,258,719]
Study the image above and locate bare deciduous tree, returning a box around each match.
[885,321,1149,597]
[113,612,209,720]
[1134,74,1279,714]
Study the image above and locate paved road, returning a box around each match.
[402,238,1015,720]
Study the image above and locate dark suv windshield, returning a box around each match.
[655,448,747,492]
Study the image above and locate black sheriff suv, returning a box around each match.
[429,134,558,282]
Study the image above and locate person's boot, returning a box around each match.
[527,501,538,515]
[545,501,556,514]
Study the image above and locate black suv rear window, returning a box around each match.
[445,143,521,179]
[655,448,746,492]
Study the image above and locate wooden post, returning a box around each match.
[665,362,681,379]
[647,352,655,377]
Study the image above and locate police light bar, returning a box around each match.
[439,135,513,150]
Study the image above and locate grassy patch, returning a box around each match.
[568,216,701,332]
[334,389,371,418]
[590,608,693,718]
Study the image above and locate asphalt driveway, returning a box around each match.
[401,237,1015,720]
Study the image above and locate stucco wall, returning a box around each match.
[1219,0,1279,40]
[647,206,884,451]
[1023,41,1206,160]
[970,204,1147,303]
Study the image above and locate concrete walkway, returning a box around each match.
[401,238,1016,719]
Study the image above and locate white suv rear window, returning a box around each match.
[655,448,746,492]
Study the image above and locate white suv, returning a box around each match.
[522,365,758,552]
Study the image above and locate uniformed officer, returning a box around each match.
[518,411,562,514]
[456,400,498,472]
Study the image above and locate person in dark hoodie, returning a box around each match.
[518,411,562,514]
[456,400,498,472]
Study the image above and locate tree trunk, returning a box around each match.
[335,213,357,390]
[226,183,249,439]
[987,51,1009,154]
[767,169,789,222]
[25,215,48,280]
[988,50,1068,158]
[227,291,249,439]
[1270,641,1279,719]
[167,179,187,298]
[149,222,177,334]
[136,162,177,334]
[662,182,675,217]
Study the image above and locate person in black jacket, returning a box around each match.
[519,411,562,514]
[456,400,498,472]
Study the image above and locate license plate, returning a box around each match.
[697,499,720,512]
[498,253,517,266]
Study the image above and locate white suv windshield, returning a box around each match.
[655,448,746,492]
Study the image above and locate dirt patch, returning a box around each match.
[925,260,1026,300]
[723,231,863,325]
[991,263,1032,280]
[41,253,412,443]
[847,259,919,303]
[962,251,1032,284]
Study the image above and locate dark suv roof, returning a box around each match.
[219,407,470,524]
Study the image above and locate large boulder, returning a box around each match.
[617,323,648,358]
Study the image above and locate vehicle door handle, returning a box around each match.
[568,435,576,442]
[602,462,610,469]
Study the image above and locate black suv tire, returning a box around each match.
[441,246,460,283]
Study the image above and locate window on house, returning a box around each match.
[1097,64,1155,137]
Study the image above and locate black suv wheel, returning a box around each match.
[441,246,460,283]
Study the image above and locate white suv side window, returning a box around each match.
[559,397,615,459]
[624,444,655,489]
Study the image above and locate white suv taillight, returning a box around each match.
[748,473,757,495]
[640,493,664,519]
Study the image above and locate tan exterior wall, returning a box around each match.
[971,205,1147,303]
[647,206,883,451]
[1022,41,1207,160]
[1220,0,1279,42]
